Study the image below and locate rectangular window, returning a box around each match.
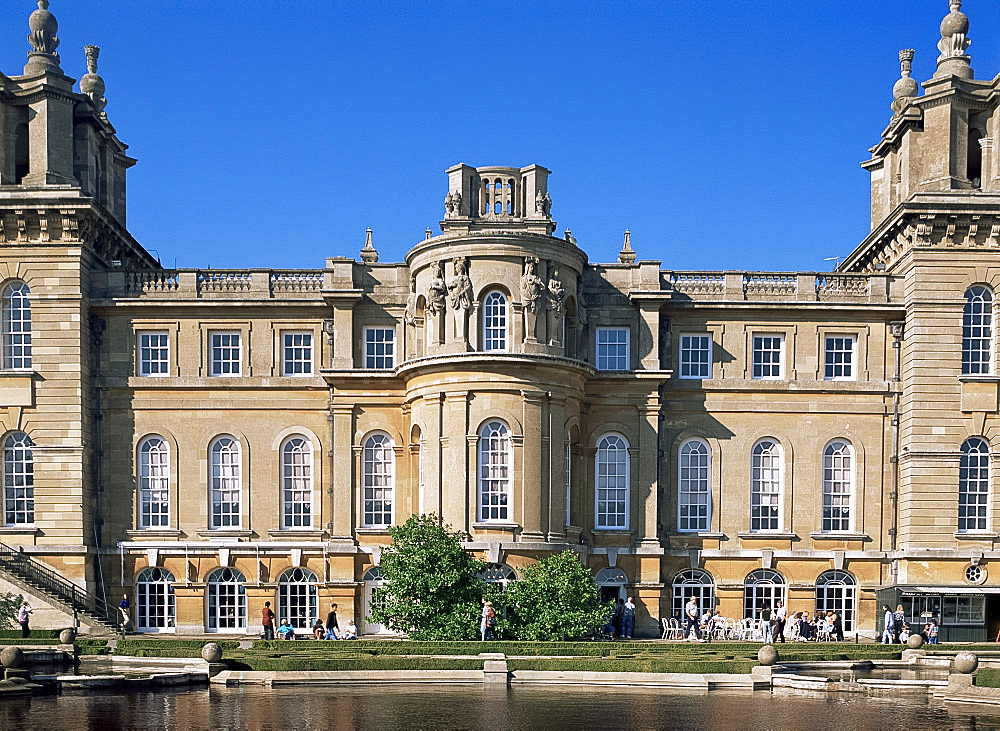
[365,327,395,369]
[824,335,855,380]
[138,332,170,377]
[752,334,784,379]
[282,332,313,375]
[941,595,986,625]
[679,334,712,379]
[210,332,241,376]
[596,327,630,371]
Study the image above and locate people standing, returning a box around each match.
[760,604,773,643]
[928,621,939,645]
[325,603,340,640]
[893,604,906,643]
[261,601,275,640]
[684,596,700,641]
[773,600,787,643]
[830,611,844,642]
[612,598,624,638]
[622,596,636,639]
[17,600,32,638]
[118,593,131,628]
[881,604,895,644]
[481,600,496,641]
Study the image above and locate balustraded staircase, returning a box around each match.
[0,541,119,633]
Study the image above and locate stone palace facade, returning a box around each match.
[0,0,999,639]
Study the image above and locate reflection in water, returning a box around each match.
[2,683,1000,730]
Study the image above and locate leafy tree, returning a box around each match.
[0,591,22,630]
[369,514,485,640]
[502,550,609,641]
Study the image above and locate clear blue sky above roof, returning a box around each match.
[2,1,998,271]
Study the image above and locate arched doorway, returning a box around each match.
[362,566,390,636]
[595,567,628,603]
[278,567,319,632]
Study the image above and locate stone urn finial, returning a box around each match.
[80,45,108,116]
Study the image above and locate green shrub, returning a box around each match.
[976,669,1000,688]
[0,628,62,639]
[221,656,483,672]
[507,658,756,674]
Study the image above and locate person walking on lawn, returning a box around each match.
[325,603,340,640]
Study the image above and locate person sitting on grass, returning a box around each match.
[277,618,295,640]
[312,619,325,640]
[341,618,358,639]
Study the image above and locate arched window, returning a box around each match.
[210,437,241,529]
[138,437,169,529]
[206,567,246,631]
[281,436,313,529]
[3,432,33,526]
[135,567,175,632]
[750,439,782,532]
[478,563,518,590]
[482,291,508,351]
[822,440,853,532]
[743,569,786,620]
[969,128,984,187]
[959,437,990,533]
[362,566,388,635]
[672,569,716,620]
[963,286,993,375]
[362,433,394,527]
[278,567,318,631]
[478,421,511,522]
[595,567,628,602]
[565,438,572,527]
[2,281,31,370]
[678,439,710,532]
[815,570,856,632]
[595,434,629,530]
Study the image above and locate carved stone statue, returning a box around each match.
[535,190,545,214]
[403,275,417,326]
[448,257,473,342]
[452,190,462,215]
[521,257,545,342]
[427,261,447,316]
[444,192,455,217]
[546,263,566,346]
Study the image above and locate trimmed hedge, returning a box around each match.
[222,656,484,672]
[976,669,1000,688]
[0,629,62,639]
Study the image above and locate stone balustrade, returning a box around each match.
[668,271,885,303]
[110,269,330,299]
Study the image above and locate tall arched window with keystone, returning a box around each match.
[2,281,31,370]
[822,440,853,533]
[135,567,175,632]
[478,421,511,522]
[482,291,508,351]
[281,436,312,529]
[210,437,241,529]
[595,434,629,530]
[963,286,993,375]
[206,567,246,631]
[959,437,990,533]
[138,436,170,529]
[278,567,318,632]
[815,570,856,632]
[362,433,394,527]
[743,569,786,620]
[3,432,33,525]
[678,439,710,532]
[672,569,716,620]
[750,439,782,532]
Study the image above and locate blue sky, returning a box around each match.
[3,1,1000,271]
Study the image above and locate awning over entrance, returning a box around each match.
[901,586,1000,594]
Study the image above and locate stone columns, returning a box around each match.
[23,83,77,187]
[637,302,660,370]
[638,397,662,552]
[442,391,469,531]
[547,395,567,540]
[520,390,546,540]
[330,404,355,539]
[331,304,354,369]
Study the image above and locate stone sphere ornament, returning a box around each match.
[59,628,76,644]
[0,646,24,669]
[201,642,223,663]
[954,652,979,674]
[906,633,924,649]
[757,644,779,666]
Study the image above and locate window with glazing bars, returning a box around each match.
[283,332,312,375]
[138,332,169,376]
[2,282,31,369]
[963,287,993,375]
[364,328,395,369]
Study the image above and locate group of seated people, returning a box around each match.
[899,621,939,644]
[791,611,844,641]
[276,617,358,640]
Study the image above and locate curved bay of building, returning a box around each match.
[0,3,998,639]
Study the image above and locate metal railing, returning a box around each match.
[0,541,117,628]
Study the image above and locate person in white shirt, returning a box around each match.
[684,597,701,641]
[774,600,787,643]
[622,597,636,639]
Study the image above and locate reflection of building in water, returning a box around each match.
[0,1,999,639]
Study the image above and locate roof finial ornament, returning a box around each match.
[360,227,378,264]
[935,0,973,79]
[891,49,918,116]
[80,45,107,118]
[618,229,636,264]
[24,0,62,75]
